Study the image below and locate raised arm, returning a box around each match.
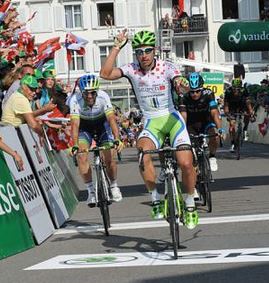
[100,29,128,80]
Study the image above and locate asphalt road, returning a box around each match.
[1,142,269,283]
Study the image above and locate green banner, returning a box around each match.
[0,151,34,259]
[45,149,78,217]
[218,21,269,52]
[43,59,56,75]
[201,72,224,97]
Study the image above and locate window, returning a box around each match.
[99,46,115,66]
[65,5,82,28]
[225,52,240,62]
[97,3,114,26]
[70,51,84,71]
[175,41,193,59]
[262,51,269,60]
[260,0,269,20]
[222,0,239,19]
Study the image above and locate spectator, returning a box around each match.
[2,63,35,108]
[162,13,172,29]
[1,74,45,138]
[38,70,56,107]
[0,135,24,171]
[172,4,180,21]
[104,14,113,27]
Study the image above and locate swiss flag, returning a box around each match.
[65,32,88,63]
[34,37,61,67]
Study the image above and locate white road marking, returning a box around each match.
[54,213,269,235]
[25,247,269,270]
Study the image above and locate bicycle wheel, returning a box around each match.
[200,154,212,213]
[167,175,180,259]
[97,168,111,236]
[235,125,242,160]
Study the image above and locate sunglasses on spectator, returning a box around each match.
[190,89,202,94]
[135,47,154,56]
[27,86,38,92]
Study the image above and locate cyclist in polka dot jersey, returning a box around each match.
[100,30,198,229]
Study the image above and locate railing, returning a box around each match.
[161,15,208,35]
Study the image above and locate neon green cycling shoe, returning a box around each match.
[184,207,199,229]
[151,201,164,220]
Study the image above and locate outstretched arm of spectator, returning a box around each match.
[0,137,24,170]
[23,112,44,137]
[33,100,57,117]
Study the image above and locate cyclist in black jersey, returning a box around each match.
[224,78,255,152]
[178,72,223,172]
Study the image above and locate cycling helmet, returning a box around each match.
[132,30,156,49]
[79,74,100,92]
[188,72,204,90]
[232,78,242,88]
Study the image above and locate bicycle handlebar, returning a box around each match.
[138,145,192,155]
[138,145,191,169]
[189,133,218,139]
[72,141,118,167]
[77,143,117,154]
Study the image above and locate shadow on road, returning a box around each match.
[133,263,269,283]
[219,142,269,160]
[212,175,269,192]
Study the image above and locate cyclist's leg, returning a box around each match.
[137,118,166,219]
[170,112,198,229]
[243,113,250,140]
[205,123,219,171]
[228,115,236,151]
[170,112,196,200]
[99,126,122,202]
[77,131,95,205]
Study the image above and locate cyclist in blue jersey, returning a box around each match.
[100,30,198,229]
[69,74,124,206]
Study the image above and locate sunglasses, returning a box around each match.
[135,47,154,56]
[28,86,38,92]
[190,89,202,94]
[83,90,97,96]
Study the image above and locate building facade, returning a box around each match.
[13,0,269,109]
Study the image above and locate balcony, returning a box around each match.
[161,14,208,37]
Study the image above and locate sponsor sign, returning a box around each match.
[0,126,54,244]
[45,149,78,217]
[218,21,269,52]
[201,72,224,98]
[42,59,56,75]
[18,125,69,228]
[0,150,34,259]
[25,247,269,270]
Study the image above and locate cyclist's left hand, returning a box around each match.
[173,76,189,94]
[114,139,124,152]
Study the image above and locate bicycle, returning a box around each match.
[190,133,217,213]
[232,113,244,160]
[74,141,118,236]
[138,145,190,260]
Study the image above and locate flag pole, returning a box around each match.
[67,60,70,84]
